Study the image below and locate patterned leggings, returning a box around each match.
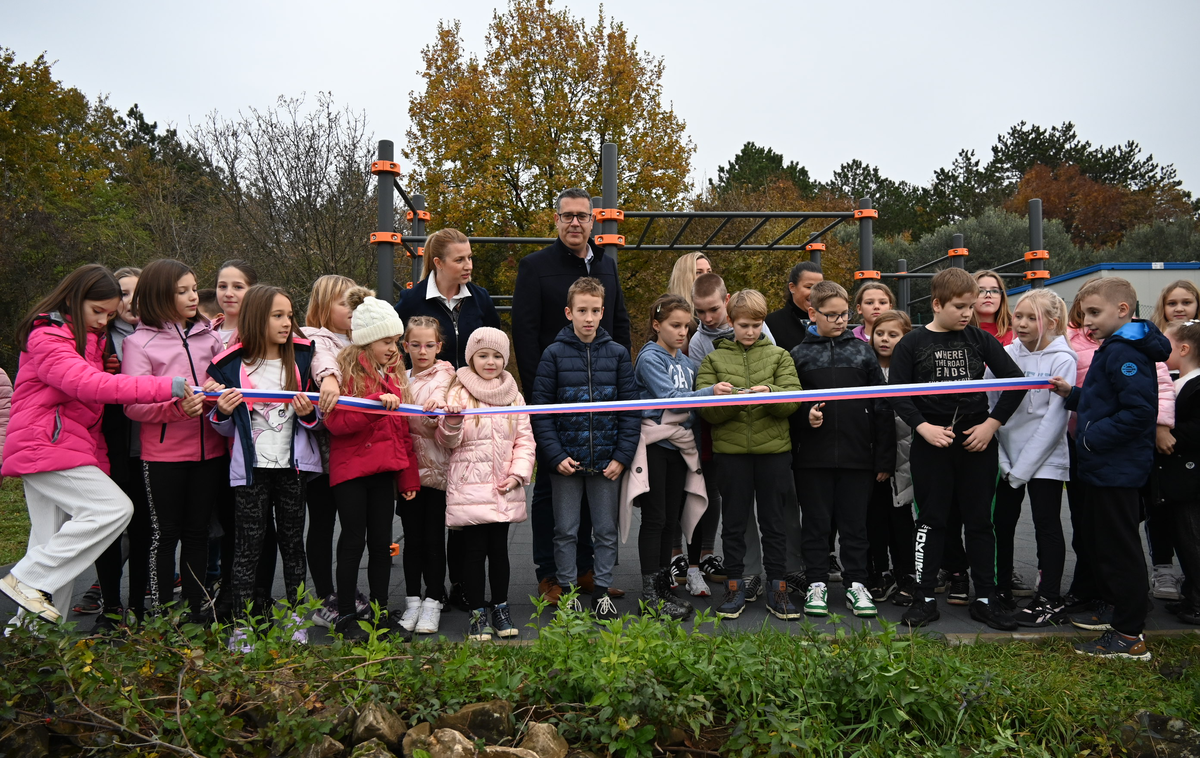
[233,468,307,613]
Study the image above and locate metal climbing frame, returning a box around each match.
[370,141,1048,313]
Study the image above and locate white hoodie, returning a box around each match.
[987,335,1078,487]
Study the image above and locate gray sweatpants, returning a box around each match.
[551,473,619,590]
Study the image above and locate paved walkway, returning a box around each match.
[2,487,1196,644]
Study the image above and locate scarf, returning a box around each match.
[454,366,519,407]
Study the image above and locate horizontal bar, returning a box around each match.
[402,237,824,251]
[624,211,856,220]
[734,217,772,249]
[882,272,1028,280]
[908,254,951,273]
[703,216,734,247]
[991,257,1028,271]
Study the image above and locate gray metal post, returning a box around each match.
[951,233,965,269]
[857,197,873,273]
[601,143,619,263]
[808,245,822,268]
[897,258,910,313]
[375,140,395,302]
[1028,198,1045,289]
[412,194,427,285]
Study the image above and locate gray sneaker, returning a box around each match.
[744,575,764,602]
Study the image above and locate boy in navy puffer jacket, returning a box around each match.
[531,278,640,619]
[1051,277,1171,661]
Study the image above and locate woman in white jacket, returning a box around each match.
[990,289,1077,627]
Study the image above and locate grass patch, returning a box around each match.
[0,598,1197,757]
[0,477,28,566]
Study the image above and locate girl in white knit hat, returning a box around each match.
[322,291,420,640]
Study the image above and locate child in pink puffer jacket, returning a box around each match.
[437,327,535,642]
[1,265,187,628]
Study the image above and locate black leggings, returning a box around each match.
[463,522,511,610]
[994,478,1066,599]
[233,468,307,612]
[1144,482,1175,565]
[144,457,231,613]
[305,474,337,598]
[866,478,915,577]
[1065,436,1102,600]
[399,487,447,600]
[638,445,687,573]
[334,472,396,617]
[95,458,151,612]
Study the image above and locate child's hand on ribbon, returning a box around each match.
[1048,376,1072,398]
[318,375,341,413]
[216,388,244,416]
[293,393,315,417]
[379,393,401,411]
[181,390,207,418]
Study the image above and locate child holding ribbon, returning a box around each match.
[209,285,322,618]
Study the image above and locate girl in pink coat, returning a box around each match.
[121,259,228,621]
[0,265,187,627]
[399,315,457,635]
[437,327,536,642]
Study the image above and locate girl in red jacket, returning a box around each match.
[1,265,188,628]
[121,259,228,621]
[323,292,419,640]
[437,327,536,641]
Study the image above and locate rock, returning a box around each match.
[480,749,539,758]
[403,722,434,758]
[0,723,50,758]
[435,700,513,744]
[1118,711,1200,758]
[428,728,478,758]
[296,735,345,758]
[664,727,687,746]
[517,723,568,758]
[354,703,408,751]
[351,738,398,758]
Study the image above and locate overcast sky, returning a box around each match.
[7,0,1199,193]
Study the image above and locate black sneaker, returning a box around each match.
[946,573,970,606]
[1069,602,1114,631]
[1175,604,1200,626]
[993,590,1017,612]
[867,572,896,603]
[933,569,950,593]
[969,599,1018,631]
[744,575,764,602]
[699,554,726,582]
[592,592,619,622]
[828,554,843,583]
[72,584,103,615]
[333,613,367,641]
[468,608,491,641]
[1061,593,1093,613]
[1073,629,1151,661]
[669,554,689,581]
[491,603,518,638]
[784,570,807,595]
[1014,595,1066,628]
[89,607,124,636]
[892,574,917,607]
[377,610,413,643]
[447,582,469,612]
[901,598,940,628]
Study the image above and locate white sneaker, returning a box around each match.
[686,567,710,597]
[0,574,60,623]
[415,597,442,634]
[399,596,422,631]
[1151,565,1182,601]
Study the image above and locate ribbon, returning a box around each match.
[199,376,1051,417]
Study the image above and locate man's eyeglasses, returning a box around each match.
[817,310,851,323]
[979,288,1003,297]
[557,212,592,223]
[406,341,439,351]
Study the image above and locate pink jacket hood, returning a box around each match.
[2,317,175,477]
[121,318,227,462]
[1068,326,1174,430]
[407,361,456,490]
[436,386,535,527]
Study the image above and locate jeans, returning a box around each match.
[551,473,619,589]
[532,452,594,581]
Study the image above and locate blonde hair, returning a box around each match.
[667,253,711,310]
[1014,289,1068,343]
[335,286,410,402]
[1151,279,1200,331]
[727,289,768,322]
[425,228,471,277]
[970,270,1012,335]
[305,275,358,330]
[567,277,606,308]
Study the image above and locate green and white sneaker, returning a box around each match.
[845,582,878,617]
[804,582,828,616]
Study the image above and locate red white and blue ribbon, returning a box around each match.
[198,376,1051,417]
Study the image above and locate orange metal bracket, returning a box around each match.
[1025,270,1051,280]
[855,270,882,280]
[948,247,969,257]
[854,209,879,219]
[407,246,425,259]
[406,210,432,222]
[593,208,625,222]
[805,242,826,251]
[1024,250,1050,261]
[369,232,401,245]
[594,234,625,247]
[370,161,401,176]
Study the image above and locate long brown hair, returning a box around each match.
[238,285,300,392]
[16,264,122,356]
[134,259,195,329]
[970,269,1012,335]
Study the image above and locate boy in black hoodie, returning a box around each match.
[1051,277,1171,660]
[791,281,895,619]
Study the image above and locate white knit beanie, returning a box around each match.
[351,296,405,346]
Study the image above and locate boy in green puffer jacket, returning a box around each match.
[697,289,802,620]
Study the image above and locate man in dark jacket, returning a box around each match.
[531,278,639,619]
[512,188,632,601]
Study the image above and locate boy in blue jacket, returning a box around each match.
[531,277,640,621]
[1050,277,1171,661]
